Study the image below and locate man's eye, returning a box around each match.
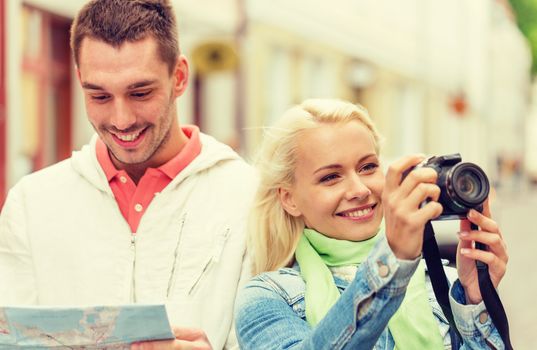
[131,90,152,99]
[91,94,110,101]
[320,174,339,183]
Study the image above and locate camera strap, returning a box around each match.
[422,221,514,350]
[422,222,462,346]
[472,223,513,350]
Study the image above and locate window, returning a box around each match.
[21,5,72,171]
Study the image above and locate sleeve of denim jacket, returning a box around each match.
[448,279,505,350]
[224,251,252,350]
[234,235,420,350]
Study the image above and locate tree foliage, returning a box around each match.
[509,0,537,76]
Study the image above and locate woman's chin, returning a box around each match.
[343,222,382,241]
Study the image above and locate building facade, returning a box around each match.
[1,0,6,205]
[0,0,532,204]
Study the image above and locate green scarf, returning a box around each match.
[295,227,444,350]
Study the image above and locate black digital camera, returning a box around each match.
[406,153,490,220]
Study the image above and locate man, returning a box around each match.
[0,1,256,349]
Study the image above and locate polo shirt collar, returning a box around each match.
[95,125,202,183]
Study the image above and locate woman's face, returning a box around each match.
[280,120,384,241]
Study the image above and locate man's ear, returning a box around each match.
[278,188,302,217]
[173,55,189,98]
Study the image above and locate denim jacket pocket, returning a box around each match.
[258,268,307,319]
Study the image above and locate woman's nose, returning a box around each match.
[345,174,371,201]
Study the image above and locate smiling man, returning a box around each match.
[79,35,188,183]
[0,1,256,349]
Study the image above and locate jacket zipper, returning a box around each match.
[188,257,214,295]
[188,228,230,295]
[131,234,137,302]
[166,214,187,298]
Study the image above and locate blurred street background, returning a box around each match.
[1,0,537,348]
[493,187,537,349]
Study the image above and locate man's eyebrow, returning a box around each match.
[80,80,157,91]
[81,82,104,90]
[127,80,157,89]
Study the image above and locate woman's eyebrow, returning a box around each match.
[313,164,342,174]
[313,153,377,174]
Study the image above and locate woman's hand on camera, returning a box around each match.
[383,154,443,260]
[456,200,508,304]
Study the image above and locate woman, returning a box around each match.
[235,99,507,349]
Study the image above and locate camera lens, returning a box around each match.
[447,163,489,208]
[456,170,481,198]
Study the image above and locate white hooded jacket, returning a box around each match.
[0,133,257,349]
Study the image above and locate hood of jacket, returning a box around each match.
[71,133,244,195]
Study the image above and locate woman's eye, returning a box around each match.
[319,174,339,183]
[360,163,379,173]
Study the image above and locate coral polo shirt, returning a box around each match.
[96,126,201,233]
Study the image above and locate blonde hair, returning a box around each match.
[250,98,382,274]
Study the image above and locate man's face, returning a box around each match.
[78,36,188,169]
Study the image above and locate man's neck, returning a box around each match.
[123,165,149,185]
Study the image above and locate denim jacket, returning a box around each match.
[235,236,504,349]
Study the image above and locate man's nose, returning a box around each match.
[110,99,136,130]
[345,173,371,201]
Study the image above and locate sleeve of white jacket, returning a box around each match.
[0,183,38,305]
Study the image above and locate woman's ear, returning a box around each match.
[278,188,302,217]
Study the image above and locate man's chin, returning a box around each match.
[109,149,150,167]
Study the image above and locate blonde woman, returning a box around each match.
[235,99,507,349]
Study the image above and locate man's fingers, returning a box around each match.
[131,339,173,350]
[173,339,212,350]
[131,327,211,350]
[172,327,209,342]
[131,339,211,350]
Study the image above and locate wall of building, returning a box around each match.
[0,0,6,204]
[1,0,532,200]
[244,0,531,180]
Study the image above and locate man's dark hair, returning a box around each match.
[70,0,179,74]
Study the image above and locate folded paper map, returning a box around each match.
[0,304,174,349]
